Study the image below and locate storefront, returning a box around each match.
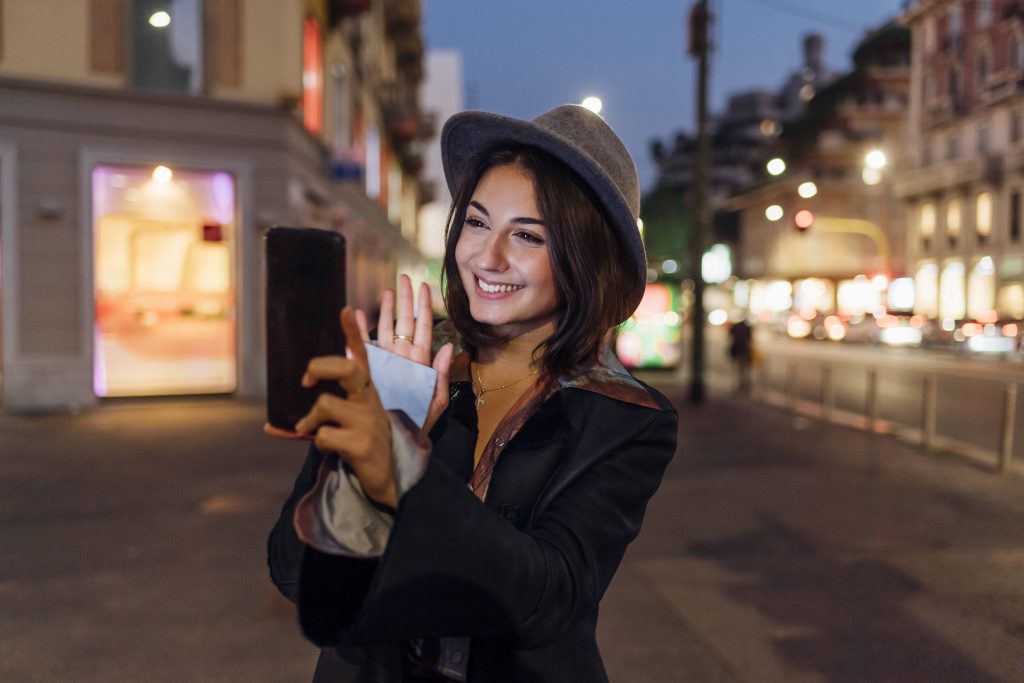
[92,163,238,397]
[0,78,414,412]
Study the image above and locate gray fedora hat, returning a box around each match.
[440,104,647,312]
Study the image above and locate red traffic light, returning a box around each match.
[794,209,814,230]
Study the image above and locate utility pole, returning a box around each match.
[687,0,710,404]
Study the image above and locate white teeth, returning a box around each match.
[478,278,523,294]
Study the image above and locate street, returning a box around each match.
[2,381,1023,682]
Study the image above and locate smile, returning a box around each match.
[477,277,524,294]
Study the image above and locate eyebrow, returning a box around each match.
[468,200,545,226]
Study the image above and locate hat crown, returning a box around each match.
[530,106,641,221]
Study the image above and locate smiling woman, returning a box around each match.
[268,105,678,682]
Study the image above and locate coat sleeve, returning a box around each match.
[267,445,378,604]
[297,400,678,649]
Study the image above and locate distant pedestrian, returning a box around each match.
[266,105,678,681]
[728,317,754,392]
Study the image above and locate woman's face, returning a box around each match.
[455,164,558,339]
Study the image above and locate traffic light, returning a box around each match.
[794,209,814,230]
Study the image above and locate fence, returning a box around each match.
[750,340,1024,475]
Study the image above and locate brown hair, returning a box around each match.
[442,145,634,379]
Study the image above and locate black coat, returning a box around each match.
[268,378,677,682]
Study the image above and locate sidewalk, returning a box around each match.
[2,387,1023,682]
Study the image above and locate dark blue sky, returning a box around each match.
[423,0,907,191]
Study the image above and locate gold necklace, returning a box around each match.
[473,364,539,407]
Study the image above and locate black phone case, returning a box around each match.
[264,226,347,431]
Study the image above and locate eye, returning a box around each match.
[514,230,545,245]
[464,216,488,229]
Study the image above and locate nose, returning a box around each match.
[474,233,508,272]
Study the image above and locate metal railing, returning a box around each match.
[750,340,1024,475]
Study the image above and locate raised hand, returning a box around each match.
[290,308,398,508]
[356,274,453,433]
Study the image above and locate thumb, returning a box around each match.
[432,343,454,396]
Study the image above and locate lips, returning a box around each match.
[477,277,524,294]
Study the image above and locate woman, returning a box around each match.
[268,105,678,682]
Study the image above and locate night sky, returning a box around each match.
[423,0,908,191]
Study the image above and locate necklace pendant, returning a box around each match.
[476,390,485,407]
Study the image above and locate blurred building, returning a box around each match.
[728,22,910,320]
[777,34,841,121]
[416,49,464,302]
[0,0,431,411]
[897,0,1024,325]
[643,34,836,282]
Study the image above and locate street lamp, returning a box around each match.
[863,148,886,186]
[797,181,818,198]
[580,96,603,114]
[766,157,786,176]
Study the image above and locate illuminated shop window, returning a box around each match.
[915,263,939,318]
[920,202,935,247]
[998,282,1024,320]
[967,256,996,319]
[946,197,961,245]
[92,164,237,397]
[837,276,880,317]
[939,261,966,320]
[794,278,834,316]
[976,192,992,241]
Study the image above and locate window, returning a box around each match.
[947,197,962,246]
[939,261,966,320]
[131,0,204,94]
[1012,191,1022,242]
[1013,111,1024,144]
[978,0,993,25]
[948,133,959,160]
[967,257,996,319]
[977,47,990,88]
[978,124,990,155]
[1014,34,1024,71]
[976,192,993,242]
[921,202,936,249]
[948,6,962,42]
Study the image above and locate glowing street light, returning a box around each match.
[766,157,786,176]
[149,11,171,28]
[865,149,887,169]
[580,96,603,114]
[765,204,784,221]
[797,181,818,198]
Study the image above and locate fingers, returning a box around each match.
[423,342,454,435]
[378,289,395,347]
[395,274,415,339]
[341,308,369,368]
[303,355,368,396]
[414,281,433,354]
[263,423,314,441]
[432,342,454,386]
[354,308,371,343]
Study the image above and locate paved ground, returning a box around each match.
[2,382,1023,682]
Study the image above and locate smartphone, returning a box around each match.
[264,226,347,432]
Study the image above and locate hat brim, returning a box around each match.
[440,111,647,306]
